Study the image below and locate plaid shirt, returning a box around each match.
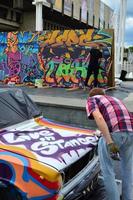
[86,95,133,133]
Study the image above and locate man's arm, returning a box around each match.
[92,108,120,160]
[92,108,113,144]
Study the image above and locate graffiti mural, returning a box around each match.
[0,29,113,87]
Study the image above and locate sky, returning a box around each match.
[101,0,133,47]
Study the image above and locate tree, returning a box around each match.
[128,46,133,52]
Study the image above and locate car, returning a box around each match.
[0,88,100,200]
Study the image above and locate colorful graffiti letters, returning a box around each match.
[0,30,113,87]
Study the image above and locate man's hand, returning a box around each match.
[107,143,120,161]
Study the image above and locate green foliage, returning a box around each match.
[129,46,133,52]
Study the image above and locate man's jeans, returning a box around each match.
[98,132,133,200]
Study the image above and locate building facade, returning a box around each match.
[0,0,114,31]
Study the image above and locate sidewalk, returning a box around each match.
[0,81,133,113]
[117,80,133,112]
[27,81,133,112]
[26,83,133,131]
[120,81,133,90]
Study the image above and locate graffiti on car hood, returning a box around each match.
[0,117,98,170]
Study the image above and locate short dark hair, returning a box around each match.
[89,87,105,97]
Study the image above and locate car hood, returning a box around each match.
[0,117,98,171]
